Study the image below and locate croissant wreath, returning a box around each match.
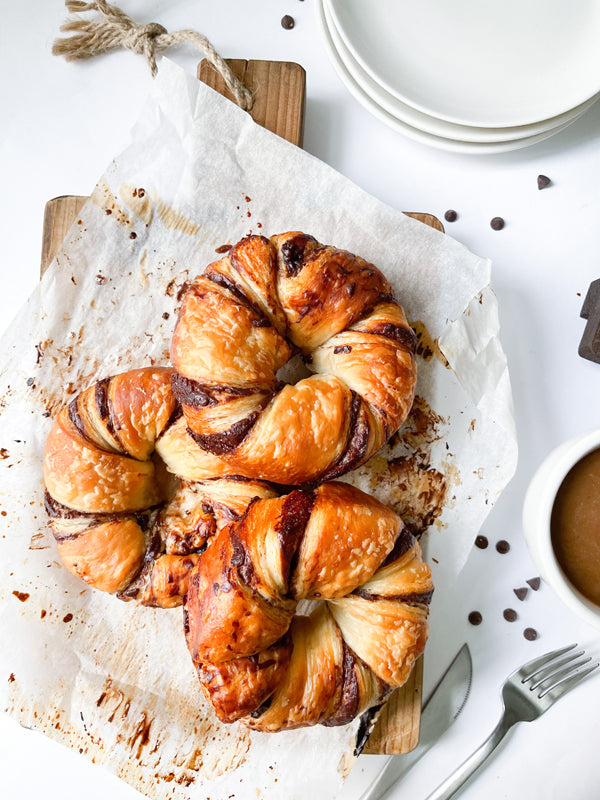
[184,481,433,731]
[171,232,418,485]
[43,367,277,607]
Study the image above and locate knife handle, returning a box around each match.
[424,713,514,800]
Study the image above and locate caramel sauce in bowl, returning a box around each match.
[523,429,600,629]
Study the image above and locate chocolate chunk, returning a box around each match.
[537,174,551,190]
[496,539,510,554]
[503,608,517,622]
[468,611,482,625]
[490,217,505,231]
[526,577,541,591]
[333,345,352,354]
[514,587,528,601]
[281,14,295,29]
[444,209,458,222]
[524,627,538,641]
[578,280,600,363]
[474,535,488,549]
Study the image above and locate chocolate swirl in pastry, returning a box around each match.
[184,481,433,731]
[171,232,417,485]
[43,367,276,606]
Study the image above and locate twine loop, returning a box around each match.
[52,0,253,110]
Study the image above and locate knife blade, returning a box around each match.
[359,644,473,800]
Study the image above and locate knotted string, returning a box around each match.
[52,0,253,111]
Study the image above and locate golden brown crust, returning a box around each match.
[171,232,417,484]
[185,482,433,731]
[43,368,276,606]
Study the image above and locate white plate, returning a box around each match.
[317,0,585,155]
[324,0,600,144]
[328,0,600,128]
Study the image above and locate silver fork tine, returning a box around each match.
[523,649,584,685]
[529,655,591,691]
[517,643,578,681]
[540,662,600,700]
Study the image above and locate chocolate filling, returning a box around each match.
[367,322,417,354]
[95,377,120,442]
[67,398,97,449]
[320,394,370,481]
[205,268,270,327]
[275,489,316,591]
[382,527,416,566]
[156,404,183,442]
[333,345,352,354]
[171,373,257,410]
[187,411,261,455]
[280,234,318,278]
[353,588,434,606]
[229,530,256,587]
[323,644,360,727]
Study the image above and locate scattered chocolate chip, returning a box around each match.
[162,312,170,320]
[503,608,517,622]
[63,613,73,623]
[95,274,105,285]
[129,231,137,239]
[26,377,34,386]
[490,217,505,231]
[514,587,528,601]
[444,209,458,222]
[475,534,488,549]
[105,209,112,215]
[526,577,541,591]
[468,611,482,626]
[524,627,538,641]
[43,411,51,418]
[281,14,295,29]
[537,174,551,190]
[496,539,510,554]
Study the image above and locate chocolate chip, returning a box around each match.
[524,627,538,641]
[474,535,488,549]
[468,611,482,625]
[162,312,170,320]
[537,175,551,190]
[514,587,528,601]
[63,613,73,623]
[129,231,137,239]
[281,14,295,29]
[490,217,505,231]
[503,608,517,622]
[26,377,34,386]
[526,577,541,591]
[444,209,458,222]
[496,539,510,554]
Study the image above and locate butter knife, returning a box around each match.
[360,644,473,800]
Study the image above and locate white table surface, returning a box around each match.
[1,1,600,798]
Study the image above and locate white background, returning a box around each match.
[1,1,600,798]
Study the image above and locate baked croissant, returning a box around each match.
[184,481,433,731]
[43,367,276,606]
[171,232,417,485]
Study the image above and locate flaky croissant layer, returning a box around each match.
[43,367,276,606]
[184,482,433,731]
[171,232,417,484]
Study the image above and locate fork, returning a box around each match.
[425,643,599,800]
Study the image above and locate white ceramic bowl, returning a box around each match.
[523,429,600,630]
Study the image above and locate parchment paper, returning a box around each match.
[0,60,517,800]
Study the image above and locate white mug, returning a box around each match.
[522,429,600,630]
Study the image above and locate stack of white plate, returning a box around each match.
[317,0,600,154]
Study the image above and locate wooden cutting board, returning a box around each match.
[39,59,443,757]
